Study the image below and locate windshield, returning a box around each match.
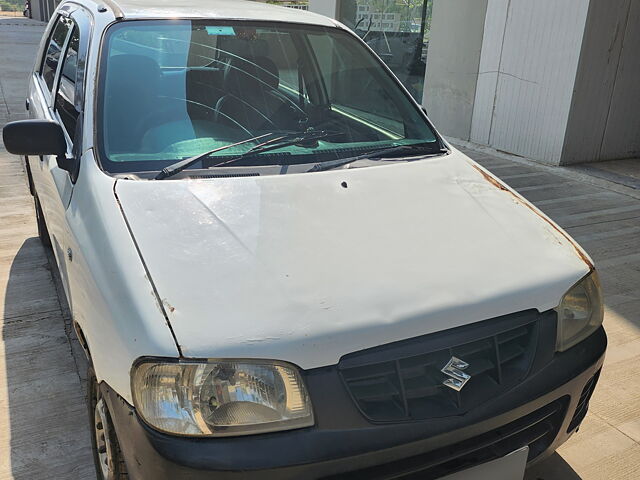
[97,20,440,175]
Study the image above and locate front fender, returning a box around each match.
[65,150,179,402]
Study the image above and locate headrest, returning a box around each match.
[255,56,279,90]
[107,54,161,86]
[223,56,279,93]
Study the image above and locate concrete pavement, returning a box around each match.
[0,14,639,480]
[458,145,640,480]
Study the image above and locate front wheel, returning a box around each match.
[88,367,129,480]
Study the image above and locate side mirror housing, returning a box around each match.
[2,119,77,176]
[3,119,67,157]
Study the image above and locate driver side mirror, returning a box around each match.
[2,119,76,173]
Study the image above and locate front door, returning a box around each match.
[27,6,89,302]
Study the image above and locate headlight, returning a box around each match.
[131,359,314,436]
[556,271,603,352]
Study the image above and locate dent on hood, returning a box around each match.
[113,155,592,367]
[187,179,263,255]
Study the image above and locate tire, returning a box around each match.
[34,195,51,249]
[88,367,129,480]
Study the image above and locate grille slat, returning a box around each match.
[498,326,529,344]
[498,343,526,364]
[451,339,494,358]
[342,365,396,382]
[464,358,496,376]
[340,315,539,422]
[399,366,442,382]
[349,381,399,401]
[402,382,443,399]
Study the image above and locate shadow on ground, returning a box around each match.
[525,453,582,479]
[2,238,93,478]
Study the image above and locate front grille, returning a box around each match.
[324,398,568,480]
[568,369,601,432]
[340,312,541,422]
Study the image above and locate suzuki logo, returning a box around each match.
[441,357,471,392]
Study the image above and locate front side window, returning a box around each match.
[41,16,72,93]
[55,26,80,141]
[98,20,440,175]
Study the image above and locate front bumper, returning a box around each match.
[104,327,606,479]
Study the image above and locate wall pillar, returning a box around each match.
[308,0,340,19]
[422,0,488,141]
[562,0,640,164]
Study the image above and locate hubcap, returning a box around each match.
[94,398,114,479]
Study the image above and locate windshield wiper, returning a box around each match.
[308,144,448,173]
[155,133,274,180]
[205,129,339,169]
[156,130,338,179]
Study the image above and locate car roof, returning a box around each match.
[104,0,338,26]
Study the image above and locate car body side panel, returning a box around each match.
[115,151,591,370]
[65,150,179,402]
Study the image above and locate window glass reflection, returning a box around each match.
[339,0,432,102]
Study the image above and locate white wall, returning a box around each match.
[308,0,339,19]
[470,0,590,164]
[563,0,640,164]
[602,0,640,161]
[422,0,488,140]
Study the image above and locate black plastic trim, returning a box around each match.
[102,327,606,480]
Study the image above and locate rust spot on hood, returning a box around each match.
[471,164,509,192]
[162,299,176,313]
[470,164,594,271]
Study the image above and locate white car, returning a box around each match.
[2,0,606,479]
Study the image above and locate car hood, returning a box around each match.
[115,150,591,368]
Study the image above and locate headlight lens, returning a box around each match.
[131,359,314,436]
[556,271,603,351]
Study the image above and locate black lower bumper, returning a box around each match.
[103,327,606,480]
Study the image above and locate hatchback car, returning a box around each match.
[2,0,606,479]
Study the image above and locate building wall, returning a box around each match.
[562,0,640,164]
[470,0,589,165]
[422,0,488,140]
[308,0,339,19]
[31,0,57,22]
[30,0,43,20]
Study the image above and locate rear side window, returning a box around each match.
[41,16,72,93]
[55,27,80,140]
